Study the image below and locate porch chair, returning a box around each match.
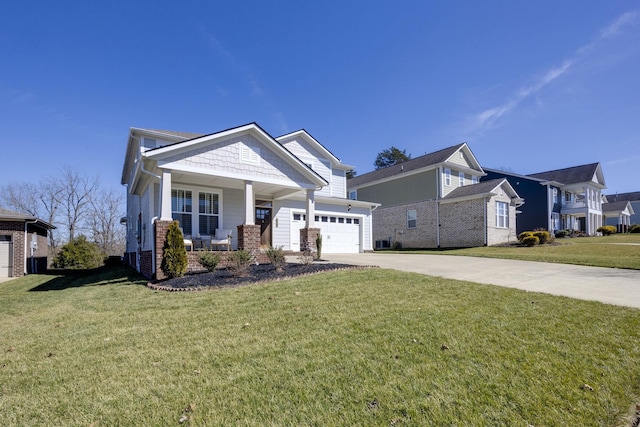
[180,228,193,252]
[211,229,232,251]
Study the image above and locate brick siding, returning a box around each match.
[0,221,26,277]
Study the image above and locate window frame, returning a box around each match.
[444,168,452,186]
[459,171,465,187]
[495,201,509,229]
[407,209,417,229]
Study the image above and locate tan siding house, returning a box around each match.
[348,143,522,249]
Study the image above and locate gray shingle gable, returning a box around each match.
[605,191,640,202]
[528,163,601,185]
[442,179,507,200]
[347,143,466,188]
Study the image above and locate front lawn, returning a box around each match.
[1,266,639,426]
[395,234,640,270]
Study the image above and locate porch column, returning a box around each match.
[244,181,254,225]
[305,189,315,228]
[159,169,172,220]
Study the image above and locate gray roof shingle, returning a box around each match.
[442,179,508,200]
[528,163,600,185]
[605,191,640,202]
[348,143,466,188]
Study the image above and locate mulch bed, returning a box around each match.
[148,262,375,292]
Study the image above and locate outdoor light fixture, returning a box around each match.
[347,204,352,212]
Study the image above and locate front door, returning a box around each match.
[255,201,272,247]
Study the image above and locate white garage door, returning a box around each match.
[0,235,13,278]
[291,213,361,253]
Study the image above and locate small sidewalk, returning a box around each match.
[324,253,640,310]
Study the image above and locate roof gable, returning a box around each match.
[348,143,484,188]
[442,178,520,202]
[276,130,343,167]
[528,163,606,188]
[142,123,328,188]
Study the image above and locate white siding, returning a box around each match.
[272,202,293,250]
[331,168,346,198]
[221,188,243,249]
[161,134,313,187]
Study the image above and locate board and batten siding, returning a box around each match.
[357,170,438,207]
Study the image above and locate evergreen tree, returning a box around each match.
[160,221,188,278]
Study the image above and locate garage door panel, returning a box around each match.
[0,237,13,278]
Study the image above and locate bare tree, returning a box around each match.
[50,166,99,241]
[0,181,40,216]
[88,187,126,256]
[1,181,61,249]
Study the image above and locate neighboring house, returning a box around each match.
[347,143,522,248]
[603,191,640,230]
[0,208,55,278]
[121,123,378,279]
[485,163,606,235]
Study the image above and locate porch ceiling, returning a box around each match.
[171,170,305,199]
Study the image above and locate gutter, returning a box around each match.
[24,219,38,275]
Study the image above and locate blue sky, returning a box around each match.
[1,1,639,195]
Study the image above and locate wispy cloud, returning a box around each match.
[198,26,289,133]
[466,9,638,136]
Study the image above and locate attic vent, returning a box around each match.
[240,144,260,165]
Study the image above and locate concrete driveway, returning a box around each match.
[323,253,640,310]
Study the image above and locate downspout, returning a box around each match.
[24,219,38,275]
[131,135,163,276]
[436,167,441,248]
[483,197,488,246]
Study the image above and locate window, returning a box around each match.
[198,192,219,236]
[496,201,509,228]
[553,188,558,204]
[472,176,479,184]
[330,217,337,223]
[444,168,451,186]
[459,172,465,187]
[407,209,417,229]
[338,218,345,224]
[349,191,357,200]
[172,189,192,235]
[293,213,302,221]
[346,218,352,224]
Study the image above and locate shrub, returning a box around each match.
[199,251,221,272]
[316,234,323,260]
[521,236,540,247]
[228,249,255,277]
[298,248,314,266]
[518,231,534,242]
[533,230,551,244]
[265,246,286,272]
[555,229,569,238]
[630,224,640,233]
[597,225,617,236]
[52,235,104,269]
[160,221,188,279]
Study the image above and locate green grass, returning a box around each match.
[392,234,640,270]
[1,266,639,426]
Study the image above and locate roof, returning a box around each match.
[440,179,522,206]
[348,143,474,188]
[604,191,640,202]
[528,163,604,186]
[602,200,634,214]
[0,208,56,229]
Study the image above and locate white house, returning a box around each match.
[121,123,378,279]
